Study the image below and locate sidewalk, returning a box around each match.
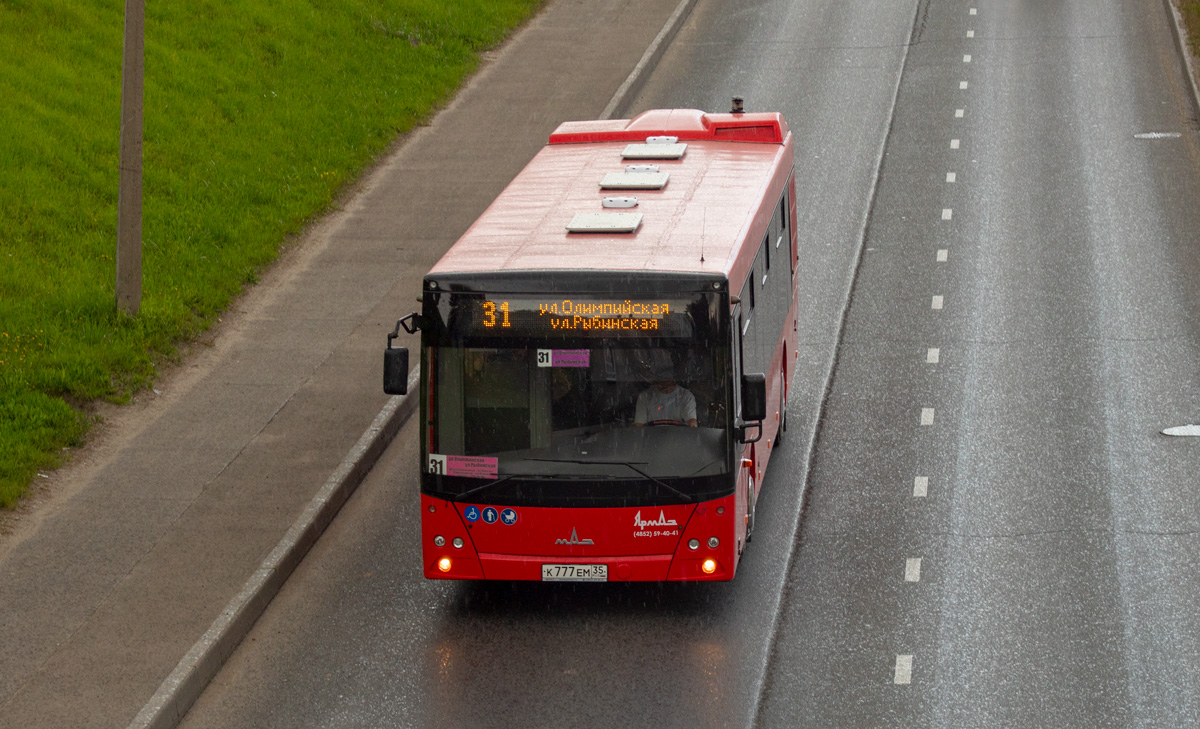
[0,1,693,726]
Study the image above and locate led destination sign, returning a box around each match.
[453,295,703,338]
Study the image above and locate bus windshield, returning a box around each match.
[422,292,731,499]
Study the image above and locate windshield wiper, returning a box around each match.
[524,458,694,502]
[455,474,516,501]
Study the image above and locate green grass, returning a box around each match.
[0,0,545,506]
[1185,0,1200,58]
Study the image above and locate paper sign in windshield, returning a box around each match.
[428,454,498,479]
[537,349,590,368]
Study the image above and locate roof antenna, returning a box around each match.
[731,96,745,114]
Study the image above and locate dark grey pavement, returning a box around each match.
[0,1,695,727]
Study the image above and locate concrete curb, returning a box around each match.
[600,0,698,120]
[123,2,697,726]
[127,371,418,729]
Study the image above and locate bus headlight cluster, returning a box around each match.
[688,537,720,551]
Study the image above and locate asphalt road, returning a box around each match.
[177,0,1200,726]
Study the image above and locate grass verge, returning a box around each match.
[1184,0,1200,58]
[0,0,545,506]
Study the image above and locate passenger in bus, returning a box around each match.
[550,368,588,429]
[633,378,698,427]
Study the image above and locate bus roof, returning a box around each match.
[428,109,793,283]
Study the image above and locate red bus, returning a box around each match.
[384,105,798,581]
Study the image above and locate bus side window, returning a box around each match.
[731,308,743,421]
[763,233,770,282]
[776,194,787,250]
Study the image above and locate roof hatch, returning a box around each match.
[566,212,643,234]
[599,171,669,190]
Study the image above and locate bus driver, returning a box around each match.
[634,378,699,427]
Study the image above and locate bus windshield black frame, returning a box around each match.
[417,273,734,508]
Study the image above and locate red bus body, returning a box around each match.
[403,108,798,582]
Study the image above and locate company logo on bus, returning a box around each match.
[633,510,678,529]
[555,528,595,546]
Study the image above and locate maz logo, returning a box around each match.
[555,528,594,545]
[633,510,678,529]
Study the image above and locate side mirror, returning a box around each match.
[741,373,767,423]
[383,347,409,395]
[383,313,420,396]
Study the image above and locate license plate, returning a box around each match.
[541,564,608,582]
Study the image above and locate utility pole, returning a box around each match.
[116,0,144,315]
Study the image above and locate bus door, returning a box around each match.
[731,302,754,544]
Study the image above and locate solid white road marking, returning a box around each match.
[926,348,940,363]
[937,249,948,262]
[1162,424,1200,436]
[921,407,935,425]
[913,476,928,497]
[905,558,922,582]
[894,654,913,684]
[931,295,944,310]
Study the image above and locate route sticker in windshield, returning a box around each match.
[536,349,590,367]
[428,454,499,479]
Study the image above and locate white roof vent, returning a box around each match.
[626,164,660,173]
[601,196,639,208]
[622,140,687,159]
[566,212,643,233]
[600,172,669,190]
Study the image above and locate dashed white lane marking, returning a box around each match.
[941,208,952,220]
[970,7,977,14]
[894,654,914,684]
[967,29,975,38]
[964,54,972,63]
[931,295,944,310]
[937,249,948,262]
[913,476,929,497]
[959,81,969,89]
[905,558,923,582]
[926,348,940,364]
[946,172,956,182]
[921,407,935,425]
[951,139,960,149]
[955,108,964,118]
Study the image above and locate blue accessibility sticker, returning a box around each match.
[463,505,481,523]
[482,507,499,524]
[500,508,518,525]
